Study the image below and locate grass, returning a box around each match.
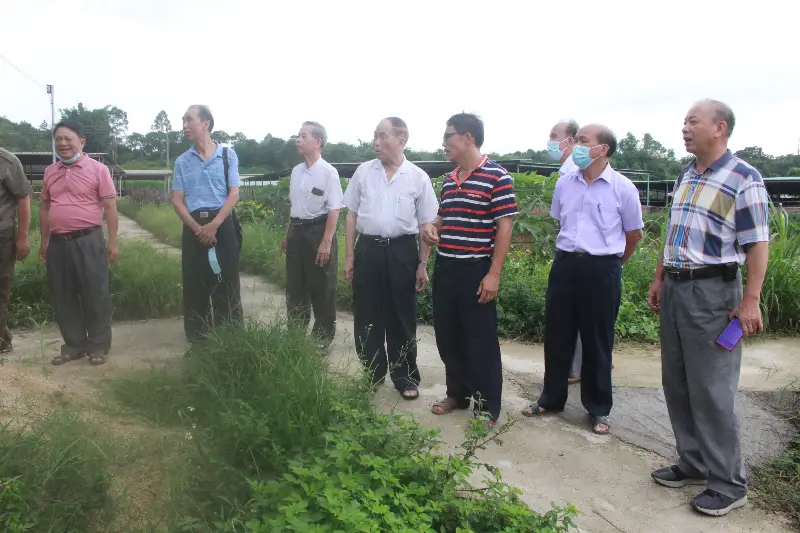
[0,410,114,532]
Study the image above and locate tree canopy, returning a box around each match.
[2,104,799,179]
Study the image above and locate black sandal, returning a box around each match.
[399,386,419,401]
[51,353,84,366]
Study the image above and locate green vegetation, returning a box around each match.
[108,322,576,532]
[0,411,113,532]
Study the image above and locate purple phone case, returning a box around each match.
[716,318,743,351]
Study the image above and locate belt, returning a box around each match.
[664,263,739,282]
[556,250,619,260]
[290,215,327,228]
[50,226,101,241]
[359,234,415,247]
[191,209,221,223]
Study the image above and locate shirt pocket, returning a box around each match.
[396,195,416,225]
[302,177,327,213]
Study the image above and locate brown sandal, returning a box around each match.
[88,354,107,366]
[51,353,84,366]
[431,397,464,415]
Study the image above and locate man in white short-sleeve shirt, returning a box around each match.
[342,117,438,399]
[280,121,344,352]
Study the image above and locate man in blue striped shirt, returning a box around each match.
[171,105,243,343]
[422,113,519,427]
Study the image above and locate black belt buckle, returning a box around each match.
[722,262,739,282]
[374,238,390,247]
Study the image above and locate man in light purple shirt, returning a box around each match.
[523,124,643,435]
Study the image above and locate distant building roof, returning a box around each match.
[122,169,172,180]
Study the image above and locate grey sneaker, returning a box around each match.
[691,489,748,517]
[651,465,707,488]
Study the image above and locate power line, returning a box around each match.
[0,52,45,89]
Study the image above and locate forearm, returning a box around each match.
[172,198,200,232]
[323,209,339,243]
[489,223,512,277]
[345,212,358,258]
[653,247,665,282]
[212,188,240,227]
[433,216,443,232]
[39,203,50,240]
[743,242,768,302]
[104,202,119,244]
[16,196,30,238]
[418,223,432,261]
[621,230,643,264]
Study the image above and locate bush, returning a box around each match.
[0,410,113,532]
[110,322,576,532]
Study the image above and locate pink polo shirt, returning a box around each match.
[41,154,117,234]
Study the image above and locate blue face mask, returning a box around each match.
[59,152,82,165]
[546,140,564,161]
[572,145,602,170]
[208,247,222,276]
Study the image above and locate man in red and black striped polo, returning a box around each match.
[422,113,519,427]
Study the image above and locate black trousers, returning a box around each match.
[285,217,337,345]
[352,234,420,389]
[46,227,112,357]
[0,227,16,350]
[433,257,503,420]
[181,210,243,343]
[537,252,621,417]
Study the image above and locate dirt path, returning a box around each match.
[1,213,796,533]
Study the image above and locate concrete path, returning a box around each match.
[3,213,796,533]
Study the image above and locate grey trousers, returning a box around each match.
[46,228,112,357]
[660,273,747,499]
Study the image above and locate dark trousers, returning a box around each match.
[285,218,337,345]
[433,257,503,420]
[181,210,243,343]
[0,227,16,349]
[352,234,420,390]
[46,227,112,357]
[537,252,621,417]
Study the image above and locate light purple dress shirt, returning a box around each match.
[551,164,644,256]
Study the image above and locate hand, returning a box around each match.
[421,225,440,246]
[344,256,354,282]
[647,279,663,314]
[477,272,500,304]
[415,262,429,292]
[107,242,119,263]
[196,222,218,246]
[730,296,764,336]
[38,244,48,262]
[280,236,287,255]
[316,238,332,266]
[14,234,30,261]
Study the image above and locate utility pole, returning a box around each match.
[46,84,55,163]
[166,130,170,168]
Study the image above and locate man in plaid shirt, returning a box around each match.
[647,100,770,517]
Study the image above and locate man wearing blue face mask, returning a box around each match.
[547,120,582,384]
[523,124,643,435]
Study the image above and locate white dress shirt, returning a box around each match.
[343,157,439,238]
[289,158,345,219]
[559,155,579,177]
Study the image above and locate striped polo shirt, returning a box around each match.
[437,156,519,259]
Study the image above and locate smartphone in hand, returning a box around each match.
[716,318,744,351]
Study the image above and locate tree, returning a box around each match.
[150,111,172,165]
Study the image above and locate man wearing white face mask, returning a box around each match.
[523,124,643,435]
[547,120,580,178]
[547,120,582,384]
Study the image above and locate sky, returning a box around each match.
[2,0,799,158]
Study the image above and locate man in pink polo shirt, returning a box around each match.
[39,120,119,366]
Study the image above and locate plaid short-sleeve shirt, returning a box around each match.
[663,151,769,269]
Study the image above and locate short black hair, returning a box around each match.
[446,113,484,148]
[53,120,85,138]
[597,127,617,157]
[385,116,409,142]
[190,105,215,132]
